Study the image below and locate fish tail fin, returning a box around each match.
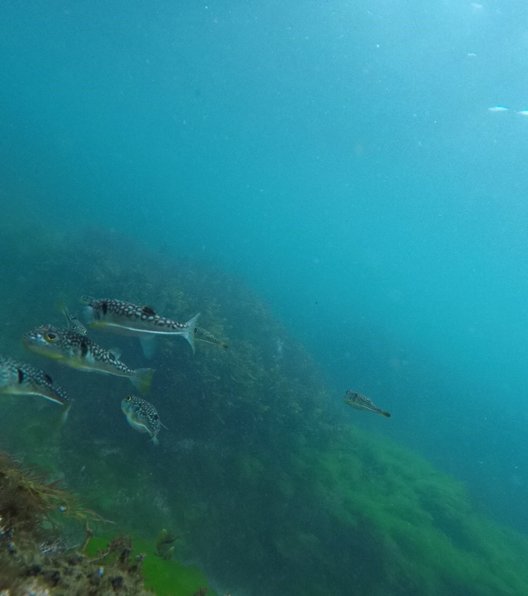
[132,368,155,394]
[182,313,200,353]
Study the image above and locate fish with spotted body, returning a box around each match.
[81,297,200,357]
[121,394,165,444]
[0,355,69,406]
[23,325,154,393]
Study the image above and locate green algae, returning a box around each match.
[86,536,214,596]
[307,428,528,595]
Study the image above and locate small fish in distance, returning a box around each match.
[195,326,228,350]
[344,390,391,418]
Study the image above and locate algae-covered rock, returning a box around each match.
[0,451,151,594]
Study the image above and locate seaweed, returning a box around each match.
[0,450,151,594]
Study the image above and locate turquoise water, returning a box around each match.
[2,2,528,593]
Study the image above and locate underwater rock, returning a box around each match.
[0,450,152,594]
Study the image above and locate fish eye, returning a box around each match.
[45,332,57,342]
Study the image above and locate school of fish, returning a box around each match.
[2,292,390,448]
[1,296,228,445]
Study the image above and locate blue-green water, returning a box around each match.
[2,2,528,594]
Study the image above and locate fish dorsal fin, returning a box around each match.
[63,306,87,335]
[142,305,156,316]
[80,337,89,357]
[109,348,122,360]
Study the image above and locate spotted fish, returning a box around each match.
[24,325,154,394]
[81,297,200,356]
[344,390,391,418]
[194,326,229,350]
[0,355,69,406]
[121,394,165,445]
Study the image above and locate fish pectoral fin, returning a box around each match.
[139,336,157,359]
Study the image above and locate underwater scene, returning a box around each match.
[2,1,528,594]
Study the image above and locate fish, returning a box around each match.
[195,326,229,350]
[23,325,154,394]
[344,390,391,418]
[488,106,509,113]
[517,110,528,117]
[0,355,69,406]
[80,297,200,356]
[121,394,165,445]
